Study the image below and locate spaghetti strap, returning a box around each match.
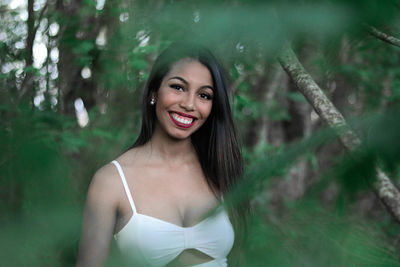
[111,160,137,213]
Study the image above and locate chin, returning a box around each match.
[167,127,198,140]
[168,132,192,140]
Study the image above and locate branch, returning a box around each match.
[367,26,400,48]
[19,1,49,100]
[33,2,49,34]
[277,43,400,224]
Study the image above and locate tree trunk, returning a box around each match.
[56,0,104,114]
[243,63,270,149]
[277,43,400,223]
[19,0,35,102]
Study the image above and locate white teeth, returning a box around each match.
[171,113,194,125]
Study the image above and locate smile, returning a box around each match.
[169,112,197,128]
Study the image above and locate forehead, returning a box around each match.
[165,58,213,85]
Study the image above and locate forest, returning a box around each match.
[1,0,400,266]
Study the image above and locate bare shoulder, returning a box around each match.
[86,162,122,205]
[116,146,144,166]
[92,162,120,187]
[89,146,144,194]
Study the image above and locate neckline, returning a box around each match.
[112,160,226,233]
[116,206,225,235]
[136,212,211,229]
[135,204,225,229]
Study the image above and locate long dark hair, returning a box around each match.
[132,42,248,262]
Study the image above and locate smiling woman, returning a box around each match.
[76,43,247,267]
[154,59,213,139]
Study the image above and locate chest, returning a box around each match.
[117,163,219,229]
[115,205,234,267]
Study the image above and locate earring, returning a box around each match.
[150,98,156,105]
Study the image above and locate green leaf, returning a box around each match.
[129,58,149,70]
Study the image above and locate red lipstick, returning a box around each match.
[168,112,197,129]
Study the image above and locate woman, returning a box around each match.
[76,43,245,267]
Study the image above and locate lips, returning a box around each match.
[168,112,197,128]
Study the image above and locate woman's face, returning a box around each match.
[153,58,214,140]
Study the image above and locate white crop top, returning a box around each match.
[111,160,235,267]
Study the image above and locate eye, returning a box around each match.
[170,84,184,91]
[199,93,213,100]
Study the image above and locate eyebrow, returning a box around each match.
[168,76,214,91]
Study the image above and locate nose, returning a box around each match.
[179,93,195,111]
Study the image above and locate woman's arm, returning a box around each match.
[76,164,120,267]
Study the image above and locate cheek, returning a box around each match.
[155,91,179,120]
[158,90,179,106]
[202,103,213,120]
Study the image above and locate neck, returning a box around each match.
[144,125,197,164]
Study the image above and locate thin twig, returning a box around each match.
[33,2,49,34]
[367,26,400,48]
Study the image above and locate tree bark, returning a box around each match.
[243,64,270,149]
[19,0,49,101]
[367,26,400,48]
[56,0,103,114]
[277,43,400,223]
[19,0,35,101]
